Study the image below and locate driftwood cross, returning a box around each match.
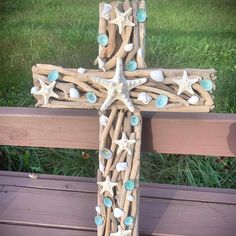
[31,1,217,235]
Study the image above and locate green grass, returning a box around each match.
[0,0,236,188]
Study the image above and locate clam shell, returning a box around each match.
[99,114,109,126]
[69,88,80,99]
[150,70,164,82]
[95,205,101,214]
[116,162,128,172]
[137,92,152,104]
[124,43,134,52]
[114,208,125,218]
[188,95,200,105]
[77,67,86,74]
[31,86,39,94]
[102,3,112,20]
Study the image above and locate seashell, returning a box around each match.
[127,194,134,202]
[116,162,128,172]
[97,34,109,47]
[137,48,143,58]
[136,9,147,23]
[94,215,104,226]
[95,205,101,214]
[31,86,39,94]
[188,95,200,105]
[102,4,112,20]
[137,92,152,104]
[99,161,105,174]
[150,70,164,82]
[124,180,135,191]
[48,70,59,82]
[124,216,134,226]
[97,57,106,71]
[103,197,113,208]
[124,43,134,52]
[99,114,109,126]
[100,148,113,160]
[155,94,168,109]
[130,115,140,127]
[200,79,213,91]
[77,67,86,74]
[69,88,80,99]
[125,60,137,72]
[86,91,97,104]
[114,208,125,218]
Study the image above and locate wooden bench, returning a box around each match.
[0,107,236,236]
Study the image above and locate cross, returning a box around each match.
[31,1,217,235]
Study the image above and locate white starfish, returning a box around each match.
[109,7,135,35]
[110,225,132,236]
[114,132,136,155]
[91,58,147,112]
[173,70,199,95]
[97,176,118,197]
[32,79,59,105]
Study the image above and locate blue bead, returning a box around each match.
[103,197,112,208]
[86,91,97,104]
[48,70,59,82]
[100,148,113,160]
[130,115,140,127]
[124,216,134,226]
[200,79,213,91]
[155,94,168,109]
[136,9,147,23]
[95,215,104,226]
[97,34,109,46]
[126,60,137,72]
[125,180,135,191]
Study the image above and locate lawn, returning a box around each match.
[0,0,235,188]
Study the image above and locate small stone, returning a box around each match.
[31,86,39,94]
[125,60,137,72]
[188,95,200,105]
[150,70,164,82]
[124,43,134,52]
[114,208,125,218]
[137,92,152,104]
[99,114,109,126]
[103,197,113,208]
[155,94,168,109]
[86,91,97,104]
[124,216,134,226]
[136,9,147,23]
[48,70,59,82]
[124,180,135,191]
[77,67,86,74]
[97,57,106,71]
[127,194,134,202]
[95,215,104,226]
[116,162,128,172]
[100,148,113,160]
[95,205,101,214]
[130,115,140,127]
[200,79,213,91]
[69,88,80,99]
[97,33,109,47]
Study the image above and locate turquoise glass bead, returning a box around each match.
[125,60,137,72]
[48,70,59,82]
[124,216,134,226]
[200,79,213,91]
[103,197,112,208]
[86,91,97,104]
[100,148,113,160]
[125,180,135,191]
[136,9,147,23]
[130,115,140,127]
[155,94,168,109]
[97,34,109,46]
[95,215,104,226]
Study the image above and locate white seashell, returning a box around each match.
[114,208,125,218]
[99,161,105,174]
[124,43,134,52]
[99,114,109,126]
[137,92,152,104]
[77,67,86,74]
[116,162,128,172]
[95,205,101,214]
[69,88,80,99]
[188,95,200,105]
[97,57,106,71]
[127,195,134,202]
[31,86,39,94]
[102,4,112,20]
[150,70,165,82]
[137,48,143,58]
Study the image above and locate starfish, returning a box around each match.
[32,79,59,105]
[109,7,135,35]
[97,176,118,197]
[91,57,147,112]
[173,70,199,95]
[110,225,132,236]
[114,132,136,155]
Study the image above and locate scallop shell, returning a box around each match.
[150,70,164,82]
[102,3,112,20]
[137,92,152,104]
[124,43,134,52]
[188,95,200,105]
[127,195,134,202]
[77,67,86,74]
[97,57,106,71]
[114,208,125,218]
[95,205,101,214]
[69,88,80,99]
[31,86,39,94]
[116,162,128,172]
[99,114,109,126]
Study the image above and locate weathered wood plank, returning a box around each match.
[0,107,235,156]
[0,172,236,236]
